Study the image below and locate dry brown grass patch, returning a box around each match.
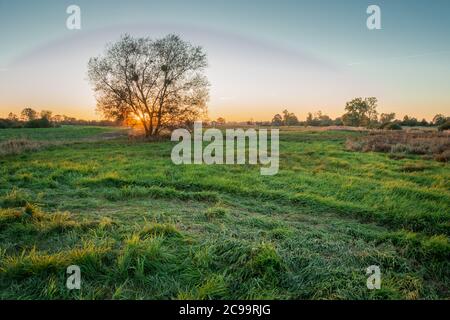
[346,131,450,162]
[0,139,50,156]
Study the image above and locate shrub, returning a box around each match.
[0,119,23,129]
[24,118,53,128]
[438,121,450,132]
[434,149,450,162]
[378,122,391,130]
[384,122,402,130]
[390,143,408,153]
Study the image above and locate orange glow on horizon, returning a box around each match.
[1,100,449,123]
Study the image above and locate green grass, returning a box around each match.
[0,126,448,299]
[0,125,121,142]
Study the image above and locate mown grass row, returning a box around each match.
[65,170,449,237]
[2,207,439,300]
[4,171,448,238]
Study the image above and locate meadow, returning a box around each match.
[0,126,448,299]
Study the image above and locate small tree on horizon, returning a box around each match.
[342,97,378,127]
[40,110,53,120]
[216,117,226,125]
[7,113,18,121]
[282,109,299,126]
[271,114,283,126]
[20,108,38,121]
[379,112,396,124]
[432,114,447,126]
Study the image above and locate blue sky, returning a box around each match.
[0,0,449,120]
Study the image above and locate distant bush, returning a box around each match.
[0,114,119,129]
[24,118,53,128]
[383,122,402,130]
[434,149,450,162]
[438,121,450,132]
[0,119,23,129]
[389,143,409,153]
[0,117,54,129]
[378,122,393,130]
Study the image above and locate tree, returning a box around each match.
[282,109,299,126]
[63,115,76,123]
[20,108,38,121]
[365,97,378,125]
[432,114,447,126]
[402,115,419,126]
[216,117,226,125]
[40,110,53,120]
[53,115,63,123]
[314,111,333,126]
[24,117,52,128]
[342,97,378,127]
[305,112,313,126]
[7,113,18,121]
[379,112,396,124]
[271,114,283,126]
[88,34,209,137]
[333,117,344,126]
[438,120,450,132]
[305,111,333,126]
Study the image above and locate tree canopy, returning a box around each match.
[88,34,209,136]
[342,97,378,127]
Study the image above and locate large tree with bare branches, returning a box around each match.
[87,34,209,136]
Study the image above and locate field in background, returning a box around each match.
[0,126,448,299]
[0,126,123,142]
[0,126,128,156]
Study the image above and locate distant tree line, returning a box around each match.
[269,98,449,131]
[0,108,119,129]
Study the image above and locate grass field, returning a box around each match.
[0,126,448,299]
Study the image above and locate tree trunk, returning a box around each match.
[141,119,151,137]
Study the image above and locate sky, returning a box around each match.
[0,0,449,121]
